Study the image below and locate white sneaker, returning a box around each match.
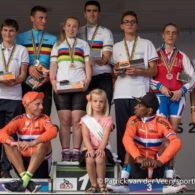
[107,184,129,193]
[163,184,187,193]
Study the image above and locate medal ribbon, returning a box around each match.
[85,25,99,49]
[65,36,77,64]
[1,45,16,72]
[31,30,44,61]
[159,48,178,74]
[124,36,138,63]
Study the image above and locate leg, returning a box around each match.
[58,110,72,150]
[1,100,22,177]
[114,99,137,165]
[3,144,25,174]
[72,110,85,150]
[37,82,52,116]
[169,117,181,132]
[95,156,106,189]
[26,142,50,175]
[86,156,98,188]
[71,92,87,161]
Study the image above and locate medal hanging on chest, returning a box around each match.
[159,48,178,80]
[65,36,77,68]
[31,30,44,66]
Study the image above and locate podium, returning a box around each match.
[52,161,120,192]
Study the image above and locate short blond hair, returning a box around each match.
[86,89,109,116]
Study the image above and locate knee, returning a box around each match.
[86,157,95,166]
[60,118,71,127]
[95,157,105,166]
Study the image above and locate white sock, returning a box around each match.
[166,169,174,179]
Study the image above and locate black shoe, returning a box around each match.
[2,180,26,192]
[27,180,41,192]
[0,170,12,178]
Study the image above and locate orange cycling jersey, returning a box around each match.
[123,115,181,164]
[0,114,57,157]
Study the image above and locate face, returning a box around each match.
[27,99,43,118]
[134,103,150,118]
[162,25,178,46]
[64,18,79,38]
[1,26,17,43]
[30,11,47,30]
[91,94,105,114]
[84,5,100,25]
[120,15,138,35]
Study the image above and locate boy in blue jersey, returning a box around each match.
[16,5,57,115]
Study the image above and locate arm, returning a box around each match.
[83,60,92,90]
[81,123,95,157]
[157,118,182,164]
[122,117,142,160]
[50,61,58,93]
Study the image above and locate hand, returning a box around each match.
[83,79,90,91]
[29,65,43,80]
[170,89,182,101]
[95,148,105,158]
[160,86,171,97]
[94,57,107,66]
[86,149,95,158]
[0,79,17,86]
[18,141,31,151]
[51,79,58,93]
[125,67,141,76]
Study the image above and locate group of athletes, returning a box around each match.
[0,0,194,193]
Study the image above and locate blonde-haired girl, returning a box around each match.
[80,89,114,193]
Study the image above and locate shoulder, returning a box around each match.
[15,44,28,51]
[11,114,24,122]
[99,26,112,33]
[44,32,57,41]
[156,116,172,129]
[138,36,154,45]
[113,40,123,48]
[77,38,88,45]
[128,115,140,125]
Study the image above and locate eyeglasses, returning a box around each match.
[122,20,137,25]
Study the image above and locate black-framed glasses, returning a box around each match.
[122,20,137,25]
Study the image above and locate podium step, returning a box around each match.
[52,161,120,192]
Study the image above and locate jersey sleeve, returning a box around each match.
[37,115,58,143]
[0,117,20,144]
[156,117,182,164]
[102,28,114,52]
[146,40,158,63]
[122,116,142,159]
[50,43,58,63]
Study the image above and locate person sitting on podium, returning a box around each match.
[0,91,57,192]
[108,92,186,193]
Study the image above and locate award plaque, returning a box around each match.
[25,64,49,89]
[177,72,191,83]
[0,71,15,81]
[56,81,84,93]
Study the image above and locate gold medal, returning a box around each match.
[166,73,173,80]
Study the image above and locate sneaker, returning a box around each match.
[2,180,26,192]
[163,184,187,193]
[71,151,80,162]
[27,180,42,192]
[106,183,129,193]
[61,151,71,161]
